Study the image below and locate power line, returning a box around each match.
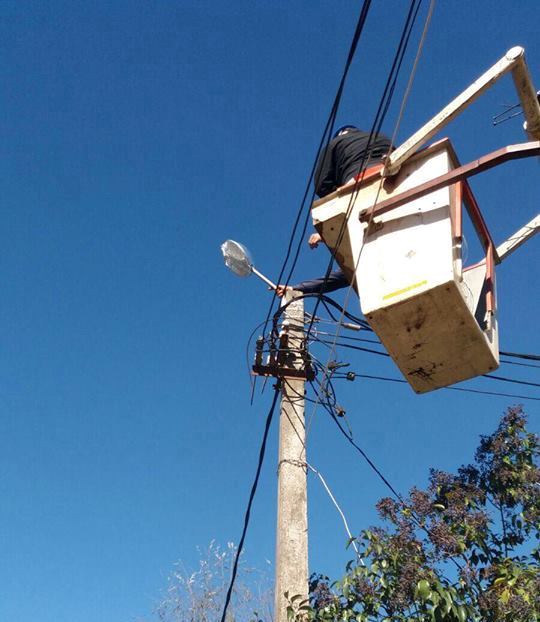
[500,350,540,362]
[500,359,540,370]
[336,372,540,402]
[328,404,404,500]
[304,0,426,343]
[482,374,540,389]
[317,338,389,357]
[220,383,281,622]
[260,0,375,336]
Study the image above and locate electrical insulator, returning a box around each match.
[278,332,289,366]
[269,338,277,366]
[255,336,264,366]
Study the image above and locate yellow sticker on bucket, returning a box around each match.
[383,280,428,300]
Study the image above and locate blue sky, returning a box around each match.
[0,2,538,621]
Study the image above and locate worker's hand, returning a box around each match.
[308,233,322,249]
[275,285,291,298]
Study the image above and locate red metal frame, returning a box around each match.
[359,141,540,222]
[353,143,540,323]
[457,181,497,315]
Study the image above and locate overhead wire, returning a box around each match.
[500,359,540,370]
[232,0,536,613]
[260,0,375,337]
[219,382,281,622]
[304,0,427,344]
[296,4,439,463]
[332,372,540,402]
[300,0,430,451]
[500,350,540,362]
[322,382,404,501]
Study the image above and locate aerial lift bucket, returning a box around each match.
[312,139,499,393]
[311,46,540,393]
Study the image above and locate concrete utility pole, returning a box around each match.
[274,290,309,622]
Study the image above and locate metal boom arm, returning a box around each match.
[384,46,540,176]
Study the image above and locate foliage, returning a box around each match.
[150,541,273,622]
[303,406,539,622]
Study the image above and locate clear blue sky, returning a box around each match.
[0,2,538,621]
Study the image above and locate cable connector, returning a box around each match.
[328,361,350,371]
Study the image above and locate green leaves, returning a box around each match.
[416,579,431,601]
[305,408,538,622]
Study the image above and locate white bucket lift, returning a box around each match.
[312,46,540,393]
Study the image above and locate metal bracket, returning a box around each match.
[252,364,316,381]
[360,141,540,223]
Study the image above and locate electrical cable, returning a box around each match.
[246,320,270,393]
[317,339,389,357]
[219,383,281,622]
[500,350,540,362]
[500,359,540,370]
[304,0,426,344]
[272,293,372,337]
[312,330,382,345]
[260,0,374,336]
[336,372,540,402]
[482,374,540,389]
[326,397,404,501]
[301,1,429,452]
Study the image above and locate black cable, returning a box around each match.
[303,0,424,343]
[500,359,540,370]
[317,338,389,357]
[313,330,382,345]
[281,0,375,291]
[328,402,404,501]
[261,0,374,335]
[341,372,540,402]
[482,374,540,389]
[246,320,270,391]
[219,383,281,622]
[314,333,540,361]
[500,350,540,362]
[272,293,371,337]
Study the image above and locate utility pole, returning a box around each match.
[274,290,309,622]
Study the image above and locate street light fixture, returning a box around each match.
[220,239,277,290]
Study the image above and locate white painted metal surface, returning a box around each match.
[384,46,540,176]
[495,214,539,262]
[312,139,500,393]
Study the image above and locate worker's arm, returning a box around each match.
[292,269,349,294]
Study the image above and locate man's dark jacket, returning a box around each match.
[294,129,391,294]
[314,129,391,198]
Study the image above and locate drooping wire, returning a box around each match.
[500,350,540,362]
[482,374,540,389]
[272,293,372,337]
[219,382,281,622]
[307,372,404,501]
[260,0,375,336]
[303,0,426,344]
[300,2,428,452]
[500,359,540,370]
[332,372,540,402]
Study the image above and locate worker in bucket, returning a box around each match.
[276,125,392,297]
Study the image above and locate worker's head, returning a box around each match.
[333,125,358,138]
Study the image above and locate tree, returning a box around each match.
[303,406,539,622]
[150,541,273,622]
